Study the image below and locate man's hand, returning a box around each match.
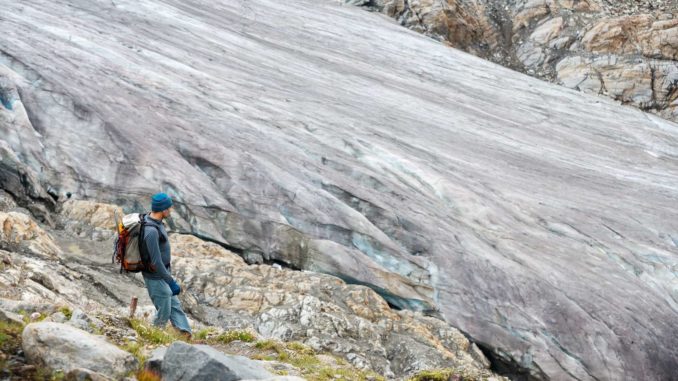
[167,279,182,296]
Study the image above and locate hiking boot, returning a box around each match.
[179,330,192,341]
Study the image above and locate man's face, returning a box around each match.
[162,207,172,219]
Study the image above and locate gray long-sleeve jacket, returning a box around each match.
[141,215,173,282]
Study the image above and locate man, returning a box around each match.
[142,192,192,337]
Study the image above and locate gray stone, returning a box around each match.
[243,250,264,265]
[144,346,167,376]
[162,342,274,381]
[47,311,68,324]
[22,322,138,378]
[0,308,24,325]
[64,368,114,381]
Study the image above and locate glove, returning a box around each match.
[167,279,181,296]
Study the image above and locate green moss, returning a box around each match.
[0,320,24,350]
[251,338,383,381]
[288,354,321,369]
[286,341,315,355]
[89,322,104,335]
[409,369,450,381]
[194,328,215,341]
[408,369,477,381]
[58,306,73,320]
[121,340,147,364]
[251,353,277,361]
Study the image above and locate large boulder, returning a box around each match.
[21,322,138,378]
[161,342,274,381]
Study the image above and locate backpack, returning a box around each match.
[113,212,155,273]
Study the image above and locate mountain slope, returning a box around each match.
[0,1,677,380]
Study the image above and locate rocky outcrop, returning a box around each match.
[171,234,496,379]
[0,212,61,258]
[357,0,678,121]
[0,207,503,380]
[22,322,138,378]
[1,1,677,380]
[59,200,122,241]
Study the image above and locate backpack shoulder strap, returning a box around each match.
[138,214,160,272]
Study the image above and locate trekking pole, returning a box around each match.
[129,296,138,318]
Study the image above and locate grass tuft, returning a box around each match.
[128,318,180,345]
[121,340,147,364]
[251,338,384,381]
[211,330,256,345]
[58,306,73,320]
[408,368,479,381]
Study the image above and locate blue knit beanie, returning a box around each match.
[151,192,173,212]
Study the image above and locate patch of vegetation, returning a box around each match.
[254,339,285,353]
[31,369,66,381]
[288,354,321,369]
[286,341,315,356]
[57,306,72,320]
[252,338,384,381]
[408,368,478,381]
[193,327,256,345]
[121,340,146,364]
[211,330,256,345]
[193,327,215,341]
[88,322,103,336]
[128,318,180,346]
[0,320,23,351]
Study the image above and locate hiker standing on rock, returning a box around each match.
[142,192,192,338]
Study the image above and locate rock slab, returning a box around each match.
[162,341,274,381]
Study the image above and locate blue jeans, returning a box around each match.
[143,277,192,334]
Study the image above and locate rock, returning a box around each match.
[162,341,274,381]
[353,1,678,121]
[555,55,678,117]
[530,17,565,44]
[581,15,678,60]
[0,190,17,212]
[47,311,68,324]
[64,368,114,381]
[144,346,167,376]
[0,298,57,316]
[0,308,24,325]
[22,322,138,378]
[59,200,122,241]
[171,234,496,378]
[0,141,56,225]
[0,212,61,258]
